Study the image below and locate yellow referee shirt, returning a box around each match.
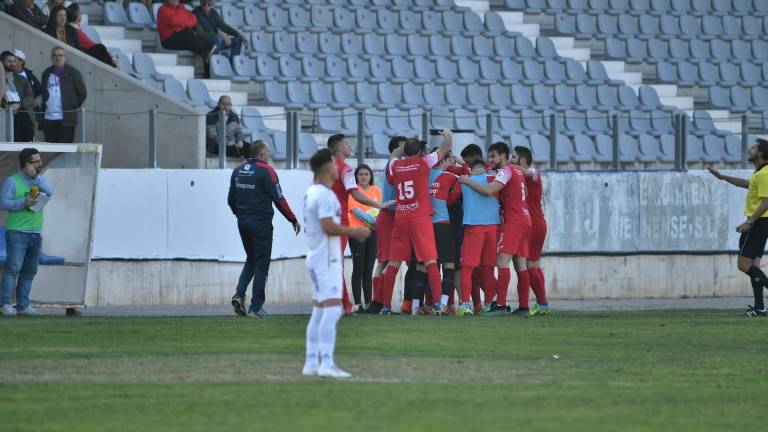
[745,166,768,217]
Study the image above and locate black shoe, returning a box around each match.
[511,307,530,317]
[743,305,767,317]
[231,296,246,316]
[366,301,383,314]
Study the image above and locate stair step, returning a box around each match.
[249,106,287,131]
[104,39,142,54]
[156,65,195,80]
[601,61,625,73]
[557,47,590,61]
[92,25,125,40]
[146,53,179,66]
[507,23,540,37]
[660,96,694,110]
[548,36,574,49]
[197,79,232,92]
[609,72,643,85]
[455,0,489,12]
[497,11,524,25]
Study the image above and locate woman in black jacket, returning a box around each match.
[44,5,79,50]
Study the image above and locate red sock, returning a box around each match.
[517,269,530,309]
[471,268,482,304]
[426,263,442,306]
[372,275,382,304]
[460,266,474,303]
[381,266,399,309]
[530,267,548,305]
[481,265,496,304]
[496,267,510,306]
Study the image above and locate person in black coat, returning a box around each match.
[44,5,80,50]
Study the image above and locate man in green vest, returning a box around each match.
[0,148,54,316]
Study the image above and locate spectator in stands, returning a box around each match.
[41,0,70,17]
[10,0,48,30]
[347,164,380,312]
[66,4,117,67]
[206,95,246,157]
[41,46,86,143]
[44,5,80,50]
[0,64,5,103]
[12,50,44,125]
[0,148,55,316]
[1,51,36,142]
[0,0,10,14]
[192,0,249,60]
[157,0,216,76]
[228,141,301,318]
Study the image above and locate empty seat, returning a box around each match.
[187,80,217,108]
[638,86,675,112]
[692,111,729,137]
[369,57,392,83]
[323,56,346,82]
[103,2,132,28]
[296,32,319,56]
[210,55,249,83]
[333,82,368,109]
[450,35,473,57]
[572,134,596,162]
[127,2,154,29]
[132,53,172,80]
[586,60,621,85]
[702,135,726,163]
[535,36,560,58]
[113,49,137,77]
[243,6,266,31]
[278,56,303,82]
[638,135,661,162]
[340,33,364,57]
[163,78,197,107]
[309,81,338,108]
[333,8,355,32]
[377,9,398,35]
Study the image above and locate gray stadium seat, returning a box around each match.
[377,9,398,35]
[536,36,560,58]
[391,57,415,83]
[386,34,408,57]
[651,110,674,135]
[543,59,566,85]
[322,56,345,83]
[133,53,172,81]
[249,31,273,57]
[318,33,341,57]
[489,84,512,107]
[479,58,504,84]
[423,83,451,109]
[310,6,333,30]
[594,134,613,163]
[521,109,547,134]
[522,59,545,85]
[564,59,588,84]
[355,8,376,34]
[563,110,588,136]
[333,82,369,109]
[468,83,502,111]
[315,107,350,134]
[243,6,266,31]
[346,57,369,82]
[364,34,387,58]
[512,84,544,111]
[586,61,621,85]
[530,134,551,163]
[113,49,137,77]
[422,9,444,35]
[407,34,430,59]
[724,134,742,163]
[429,35,452,59]
[498,109,522,135]
[501,59,525,83]
[685,135,704,162]
[414,57,437,84]
[730,86,752,112]
[103,2,134,29]
[210,55,249,83]
[270,131,287,161]
[494,36,516,57]
[692,111,729,137]
[451,35,474,58]
[309,81,337,108]
[163,78,197,108]
[586,110,611,136]
[457,59,481,84]
[369,57,391,83]
[514,36,536,58]
[659,134,675,162]
[576,85,602,111]
[232,55,256,79]
[638,86,675,112]
[702,135,726,163]
[638,135,661,162]
[287,82,322,109]
[187,80,217,109]
[399,9,421,34]
[554,85,578,110]
[295,33,319,57]
[443,9,464,34]
[340,33,364,58]
[619,134,639,162]
[572,134,596,162]
[463,10,485,35]
[127,2,154,29]
[278,56,303,82]
[333,8,355,33]
[364,108,388,134]
[387,108,419,136]
[241,107,273,135]
[484,11,508,36]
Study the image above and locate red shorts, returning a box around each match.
[388,216,437,262]
[528,220,547,261]
[375,210,394,262]
[497,223,531,258]
[460,225,497,267]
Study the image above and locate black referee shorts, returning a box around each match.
[739,218,768,259]
[434,223,458,265]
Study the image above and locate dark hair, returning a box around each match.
[488,141,510,160]
[354,164,374,186]
[470,159,486,170]
[244,141,268,159]
[327,134,346,154]
[310,149,334,175]
[756,138,768,160]
[403,138,421,156]
[19,148,39,169]
[460,143,483,160]
[0,51,15,62]
[388,136,406,153]
[514,146,533,165]
[46,5,67,30]
[66,3,80,23]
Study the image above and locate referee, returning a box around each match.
[708,138,768,317]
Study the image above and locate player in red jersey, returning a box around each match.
[512,146,550,316]
[327,134,392,315]
[460,141,532,315]
[377,131,453,315]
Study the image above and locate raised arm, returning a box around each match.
[434,129,452,161]
[708,166,748,189]
[459,176,503,196]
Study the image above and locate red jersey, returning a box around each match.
[331,159,358,226]
[524,167,545,223]
[387,152,439,220]
[494,163,532,226]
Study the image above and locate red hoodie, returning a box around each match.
[157,3,198,42]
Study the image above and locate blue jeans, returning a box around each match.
[1,231,42,310]
[208,34,242,58]
[234,218,273,312]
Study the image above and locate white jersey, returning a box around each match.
[303,183,342,269]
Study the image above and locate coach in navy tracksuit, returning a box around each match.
[228,141,301,317]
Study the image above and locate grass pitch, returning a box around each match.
[0,310,765,431]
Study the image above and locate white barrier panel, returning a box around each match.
[92,168,314,260]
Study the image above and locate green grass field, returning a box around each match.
[0,311,765,431]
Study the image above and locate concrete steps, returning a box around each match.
[156,65,195,80]
[455,0,490,12]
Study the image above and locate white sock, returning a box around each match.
[305,306,322,365]
[440,294,449,306]
[318,305,342,368]
[412,299,421,309]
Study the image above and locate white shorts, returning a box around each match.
[307,263,343,303]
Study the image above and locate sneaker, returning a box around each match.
[378,307,399,316]
[17,307,40,316]
[0,304,16,316]
[302,362,319,377]
[482,305,509,316]
[247,308,269,318]
[456,305,474,316]
[529,303,551,317]
[317,364,352,379]
[432,303,443,316]
[231,296,246,317]
[743,305,767,317]
[511,307,530,317]
[366,301,383,315]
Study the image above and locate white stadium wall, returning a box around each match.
[85,169,752,306]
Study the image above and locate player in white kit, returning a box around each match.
[302,149,371,379]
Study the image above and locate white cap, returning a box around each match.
[13,49,25,62]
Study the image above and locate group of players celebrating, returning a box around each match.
[325,130,550,318]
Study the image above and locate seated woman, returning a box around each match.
[66,4,117,68]
[44,5,79,49]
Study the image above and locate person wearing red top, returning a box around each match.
[157,0,215,73]
[326,134,391,315]
[66,4,117,67]
[512,146,550,316]
[460,141,533,315]
[378,131,453,315]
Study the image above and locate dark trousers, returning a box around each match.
[43,119,75,143]
[349,232,376,305]
[162,28,214,60]
[83,44,117,68]
[235,218,273,312]
[13,111,34,142]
